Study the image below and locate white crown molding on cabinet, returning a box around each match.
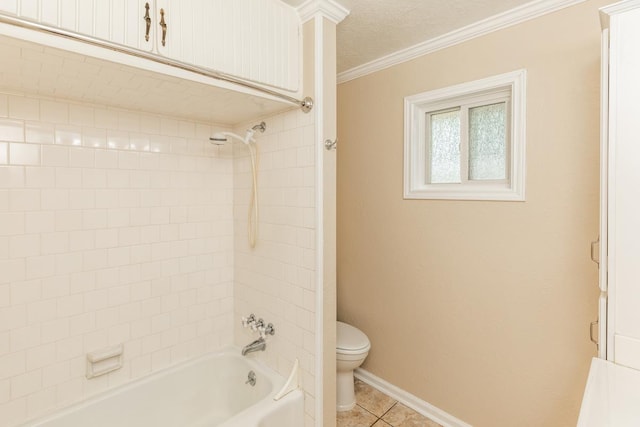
[355,369,473,427]
[601,0,640,15]
[600,0,640,28]
[337,0,586,84]
[297,0,350,24]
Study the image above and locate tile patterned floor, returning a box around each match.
[337,379,443,427]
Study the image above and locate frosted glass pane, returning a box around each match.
[469,103,507,180]
[429,109,460,184]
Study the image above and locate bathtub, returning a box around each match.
[21,348,304,427]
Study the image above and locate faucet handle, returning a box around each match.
[264,323,275,336]
[259,323,275,338]
[251,318,264,331]
[242,314,256,328]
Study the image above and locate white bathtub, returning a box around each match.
[21,348,304,427]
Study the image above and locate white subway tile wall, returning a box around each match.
[232,108,317,427]
[0,92,236,425]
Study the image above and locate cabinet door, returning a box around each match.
[124,0,155,52]
[0,0,17,15]
[73,0,155,52]
[155,0,181,60]
[192,0,235,76]
[0,0,154,52]
[155,0,300,92]
[0,0,300,91]
[0,0,61,26]
[221,0,300,91]
[608,5,640,371]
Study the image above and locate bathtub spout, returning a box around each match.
[242,337,266,356]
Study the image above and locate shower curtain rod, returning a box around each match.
[0,13,314,114]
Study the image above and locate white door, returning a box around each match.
[606,4,640,371]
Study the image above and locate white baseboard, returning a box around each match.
[354,368,473,427]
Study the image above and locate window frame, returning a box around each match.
[404,69,526,201]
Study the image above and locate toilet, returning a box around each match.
[336,321,371,411]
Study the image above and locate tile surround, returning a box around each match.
[0,90,319,427]
[232,108,317,427]
[0,91,237,425]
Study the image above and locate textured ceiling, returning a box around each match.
[283,0,535,73]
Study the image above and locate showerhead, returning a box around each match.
[209,131,248,145]
[209,132,228,145]
[209,122,266,146]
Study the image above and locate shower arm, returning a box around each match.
[0,13,314,114]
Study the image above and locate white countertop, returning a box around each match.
[578,357,640,426]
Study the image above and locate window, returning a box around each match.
[404,70,526,201]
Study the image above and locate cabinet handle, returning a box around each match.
[160,8,167,47]
[590,319,599,348]
[590,237,600,266]
[144,2,151,42]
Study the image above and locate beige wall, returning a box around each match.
[337,1,610,426]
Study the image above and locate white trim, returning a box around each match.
[404,69,526,201]
[601,0,640,19]
[337,0,585,84]
[355,368,473,427]
[599,27,609,360]
[313,15,325,427]
[604,4,619,364]
[298,0,350,24]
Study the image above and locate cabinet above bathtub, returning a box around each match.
[0,0,303,123]
[0,0,301,93]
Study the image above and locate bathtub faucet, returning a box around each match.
[242,337,266,356]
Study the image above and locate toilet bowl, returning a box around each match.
[336,321,371,412]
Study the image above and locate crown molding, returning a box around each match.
[337,0,586,84]
[599,0,640,29]
[297,0,350,24]
[600,0,640,20]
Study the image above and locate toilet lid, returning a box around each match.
[337,321,370,352]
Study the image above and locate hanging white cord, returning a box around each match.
[210,127,262,248]
[247,143,259,248]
